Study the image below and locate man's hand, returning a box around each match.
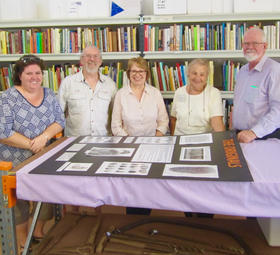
[237,130,257,143]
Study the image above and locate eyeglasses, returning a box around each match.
[82,54,101,59]
[129,70,147,75]
[20,55,41,64]
[242,42,265,47]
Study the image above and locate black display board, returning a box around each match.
[29,131,253,182]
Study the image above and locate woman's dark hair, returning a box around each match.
[13,55,45,85]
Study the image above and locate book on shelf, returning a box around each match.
[222,98,234,130]
[144,24,149,51]
[168,66,175,91]
[0,67,11,91]
[155,62,164,91]
[159,62,167,91]
[151,64,160,91]
[175,63,183,87]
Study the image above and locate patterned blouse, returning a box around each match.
[0,87,65,167]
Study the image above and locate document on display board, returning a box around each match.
[79,136,122,144]
[134,136,176,144]
[132,144,174,163]
[179,133,213,144]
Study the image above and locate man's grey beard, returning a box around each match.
[244,52,260,62]
[84,65,99,74]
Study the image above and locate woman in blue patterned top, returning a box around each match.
[0,55,65,253]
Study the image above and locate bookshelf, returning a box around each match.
[1,13,280,97]
[140,12,280,128]
[0,16,142,91]
[141,12,280,98]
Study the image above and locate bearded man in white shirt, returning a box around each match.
[58,45,116,136]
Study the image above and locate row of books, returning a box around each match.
[1,60,243,92]
[222,61,241,92]
[0,26,138,54]
[0,63,128,92]
[150,60,240,92]
[1,21,280,55]
[144,21,280,51]
[150,61,214,91]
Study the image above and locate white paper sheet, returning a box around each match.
[56,152,76,161]
[66,143,87,151]
[135,136,177,144]
[79,136,122,144]
[123,137,135,143]
[179,133,213,145]
[132,144,174,163]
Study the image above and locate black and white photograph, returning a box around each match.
[180,146,211,161]
[85,147,135,157]
[163,164,219,178]
[56,162,93,172]
[96,161,151,176]
[79,136,122,144]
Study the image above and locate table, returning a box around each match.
[14,135,280,247]
[16,136,280,218]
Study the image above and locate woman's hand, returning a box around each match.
[155,130,164,136]
[30,133,49,153]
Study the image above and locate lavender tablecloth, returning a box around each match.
[16,137,280,217]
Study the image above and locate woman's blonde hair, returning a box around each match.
[127,57,150,81]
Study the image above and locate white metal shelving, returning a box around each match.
[0,17,140,28]
[143,13,280,24]
[161,90,234,100]
[0,52,141,62]
[143,50,280,60]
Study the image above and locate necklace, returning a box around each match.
[187,87,206,127]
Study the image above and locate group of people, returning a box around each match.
[58,45,225,139]
[1,27,280,253]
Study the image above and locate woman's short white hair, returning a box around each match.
[188,59,209,75]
